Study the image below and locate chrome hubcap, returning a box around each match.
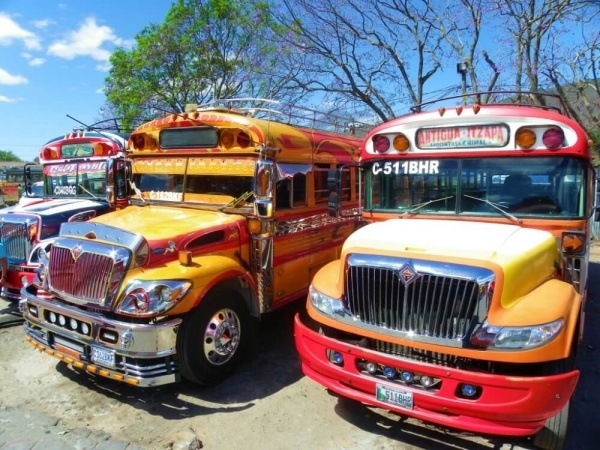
[203,307,241,365]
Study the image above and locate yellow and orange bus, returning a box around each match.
[295,92,595,450]
[21,99,370,387]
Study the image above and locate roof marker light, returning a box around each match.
[542,127,564,149]
[373,135,390,153]
[516,127,536,149]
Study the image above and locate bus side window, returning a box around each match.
[276,179,291,209]
[292,173,306,207]
[314,168,329,203]
[340,168,351,201]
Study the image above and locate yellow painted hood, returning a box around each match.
[91,205,241,241]
[343,219,558,305]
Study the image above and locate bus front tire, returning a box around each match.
[532,400,569,450]
[176,291,256,385]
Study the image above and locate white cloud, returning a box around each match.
[32,19,54,30]
[0,13,42,50]
[0,68,28,85]
[21,52,46,67]
[0,95,18,103]
[47,17,125,68]
[28,58,45,67]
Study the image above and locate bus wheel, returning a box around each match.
[176,291,255,385]
[532,400,569,450]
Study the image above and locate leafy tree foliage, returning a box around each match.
[105,0,291,121]
[0,150,21,162]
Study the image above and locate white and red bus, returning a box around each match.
[0,128,129,301]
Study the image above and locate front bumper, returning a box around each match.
[21,285,182,387]
[294,313,579,437]
[1,265,37,301]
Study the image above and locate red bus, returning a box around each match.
[295,92,595,450]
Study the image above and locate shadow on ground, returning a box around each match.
[52,299,305,420]
[0,299,24,328]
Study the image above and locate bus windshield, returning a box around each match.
[129,156,255,206]
[367,156,587,218]
[45,161,107,198]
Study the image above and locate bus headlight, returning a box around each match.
[470,318,564,349]
[308,284,345,317]
[117,280,191,317]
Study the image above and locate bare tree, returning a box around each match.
[270,0,598,121]
[493,0,595,104]
[272,0,451,122]
[543,26,600,160]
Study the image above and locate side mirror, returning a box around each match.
[106,157,131,208]
[24,164,33,195]
[327,169,341,192]
[328,192,341,217]
[327,168,342,217]
[254,160,275,198]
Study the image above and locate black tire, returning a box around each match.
[532,400,570,450]
[176,290,256,385]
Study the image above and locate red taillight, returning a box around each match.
[237,132,251,148]
[542,127,564,149]
[373,135,390,153]
[41,146,58,160]
[94,142,108,156]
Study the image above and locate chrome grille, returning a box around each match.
[48,239,130,307]
[0,219,31,264]
[345,255,493,342]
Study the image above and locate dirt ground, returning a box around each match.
[2,253,600,450]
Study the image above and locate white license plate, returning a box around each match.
[376,384,414,410]
[91,346,116,368]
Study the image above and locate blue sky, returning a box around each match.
[0,1,174,162]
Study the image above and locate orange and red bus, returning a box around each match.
[295,92,595,450]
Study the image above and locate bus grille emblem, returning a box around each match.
[398,264,418,285]
[71,244,83,261]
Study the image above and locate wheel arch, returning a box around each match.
[198,272,260,320]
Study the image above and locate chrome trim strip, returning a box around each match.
[334,254,494,348]
[275,209,360,236]
[59,221,146,252]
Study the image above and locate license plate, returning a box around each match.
[376,384,414,410]
[91,346,116,368]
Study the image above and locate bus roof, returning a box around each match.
[362,92,590,161]
[130,98,371,165]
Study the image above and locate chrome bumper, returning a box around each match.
[21,285,183,387]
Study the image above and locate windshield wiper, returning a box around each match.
[463,194,522,225]
[400,195,455,217]
[220,191,254,211]
[78,184,99,199]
